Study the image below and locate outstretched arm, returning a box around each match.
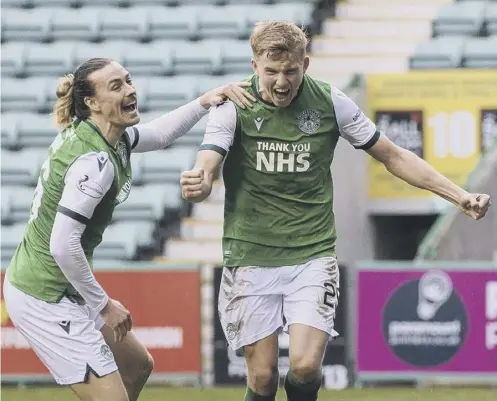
[127,82,254,153]
[180,101,236,203]
[366,135,491,219]
[331,85,491,220]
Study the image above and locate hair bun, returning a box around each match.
[56,74,75,99]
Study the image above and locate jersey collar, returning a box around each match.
[83,119,119,149]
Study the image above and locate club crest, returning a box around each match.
[298,109,321,135]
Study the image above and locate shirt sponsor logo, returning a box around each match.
[115,179,132,204]
[77,175,104,199]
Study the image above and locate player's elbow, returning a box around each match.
[49,235,74,266]
[383,146,413,174]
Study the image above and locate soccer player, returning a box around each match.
[180,21,492,401]
[3,58,255,401]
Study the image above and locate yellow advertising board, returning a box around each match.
[366,70,497,200]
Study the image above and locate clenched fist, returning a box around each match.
[459,193,491,220]
[180,169,209,202]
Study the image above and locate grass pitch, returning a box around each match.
[1,386,496,401]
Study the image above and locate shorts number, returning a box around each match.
[324,282,338,308]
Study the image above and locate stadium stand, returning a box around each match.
[0,0,323,262]
[2,0,495,264]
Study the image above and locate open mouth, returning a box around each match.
[122,101,137,114]
[274,88,290,100]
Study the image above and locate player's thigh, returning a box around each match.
[3,279,119,386]
[100,325,154,380]
[218,266,284,352]
[284,256,340,340]
[71,371,128,401]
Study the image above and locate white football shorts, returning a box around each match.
[218,256,340,352]
[3,278,118,385]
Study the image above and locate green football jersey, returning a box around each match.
[7,120,133,303]
[200,74,379,267]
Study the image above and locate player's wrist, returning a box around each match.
[198,95,211,110]
[96,295,111,315]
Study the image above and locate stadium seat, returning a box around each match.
[24,42,75,77]
[1,113,56,149]
[463,36,497,68]
[93,221,155,260]
[247,3,314,27]
[126,0,180,5]
[1,78,49,113]
[433,1,487,37]
[1,9,52,42]
[1,43,26,78]
[171,40,223,75]
[146,76,197,111]
[1,113,21,150]
[1,149,45,186]
[220,40,254,75]
[486,3,497,36]
[1,195,12,226]
[197,5,250,39]
[72,41,126,70]
[410,36,466,69]
[2,186,34,225]
[1,224,26,262]
[32,0,79,6]
[98,7,149,41]
[2,0,31,7]
[223,0,268,3]
[194,74,242,98]
[138,146,197,183]
[80,0,131,6]
[148,6,198,40]
[18,113,59,148]
[123,41,175,76]
[113,184,182,221]
[51,8,100,42]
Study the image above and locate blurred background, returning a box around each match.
[1,0,496,399]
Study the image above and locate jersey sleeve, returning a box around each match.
[57,152,115,223]
[125,98,209,153]
[331,86,380,150]
[198,101,237,157]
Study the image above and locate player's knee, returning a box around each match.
[290,357,321,382]
[135,352,154,382]
[122,352,154,387]
[247,365,279,393]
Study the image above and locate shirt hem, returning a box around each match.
[222,249,336,268]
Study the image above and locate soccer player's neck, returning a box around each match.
[88,116,124,148]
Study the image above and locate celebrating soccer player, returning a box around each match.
[180,21,491,401]
[3,58,255,401]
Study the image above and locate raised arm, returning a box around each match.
[126,83,254,153]
[180,101,236,203]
